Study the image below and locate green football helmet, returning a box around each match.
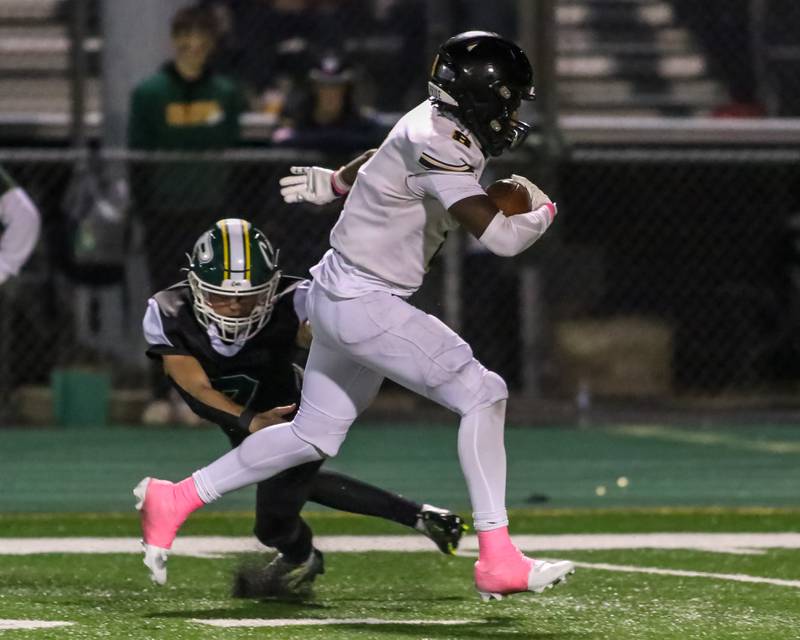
[187,218,281,343]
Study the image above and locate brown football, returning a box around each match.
[486,178,532,216]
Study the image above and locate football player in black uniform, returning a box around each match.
[140,218,465,596]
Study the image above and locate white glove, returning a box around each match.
[510,174,555,213]
[279,166,345,205]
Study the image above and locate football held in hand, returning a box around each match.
[486,178,532,216]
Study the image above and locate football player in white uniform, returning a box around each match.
[0,165,40,288]
[135,31,574,600]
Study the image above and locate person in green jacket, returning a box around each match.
[128,4,247,424]
[128,4,246,291]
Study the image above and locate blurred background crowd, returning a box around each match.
[2,0,800,427]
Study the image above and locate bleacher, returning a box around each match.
[556,0,727,116]
[0,0,99,138]
[0,0,739,142]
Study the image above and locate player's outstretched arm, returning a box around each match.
[163,354,294,436]
[279,148,377,205]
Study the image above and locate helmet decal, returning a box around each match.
[193,231,214,264]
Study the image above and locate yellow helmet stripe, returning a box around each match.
[243,220,251,280]
[220,220,230,279]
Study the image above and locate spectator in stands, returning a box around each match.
[0,165,41,288]
[205,0,371,114]
[268,51,387,276]
[352,0,427,113]
[127,4,247,425]
[674,0,766,117]
[271,51,387,153]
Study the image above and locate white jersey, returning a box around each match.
[311,100,487,298]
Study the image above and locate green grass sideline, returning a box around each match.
[1,507,798,537]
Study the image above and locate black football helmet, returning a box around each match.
[428,31,535,157]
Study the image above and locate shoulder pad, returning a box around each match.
[152,286,191,319]
[417,121,480,173]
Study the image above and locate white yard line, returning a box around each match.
[1,534,799,590]
[2,533,800,556]
[191,618,480,628]
[573,561,800,589]
[0,620,74,630]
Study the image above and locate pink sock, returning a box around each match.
[142,477,204,549]
[174,477,205,514]
[475,527,533,593]
[477,526,518,562]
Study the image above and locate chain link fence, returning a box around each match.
[2,0,800,424]
[3,145,800,424]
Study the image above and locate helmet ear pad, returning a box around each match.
[444,81,526,157]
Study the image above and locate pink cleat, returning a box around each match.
[133,477,204,585]
[474,528,575,601]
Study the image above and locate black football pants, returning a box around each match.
[252,460,422,563]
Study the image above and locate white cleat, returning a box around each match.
[133,478,149,510]
[477,558,575,602]
[528,559,575,594]
[133,477,169,585]
[141,541,169,585]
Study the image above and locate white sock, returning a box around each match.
[457,400,509,531]
[192,422,323,499]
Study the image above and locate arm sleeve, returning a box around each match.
[168,376,251,443]
[477,204,556,257]
[0,184,41,283]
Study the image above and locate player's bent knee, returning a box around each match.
[435,358,509,416]
[484,371,509,403]
[461,370,508,415]
[292,402,355,458]
[290,423,348,457]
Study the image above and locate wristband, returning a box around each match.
[238,407,257,432]
[330,168,351,196]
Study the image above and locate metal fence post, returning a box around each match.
[519,0,560,398]
[68,0,89,150]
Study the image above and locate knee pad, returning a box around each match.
[460,369,508,415]
[482,371,509,405]
[291,400,353,457]
[432,349,509,416]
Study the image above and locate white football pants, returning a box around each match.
[194,281,510,529]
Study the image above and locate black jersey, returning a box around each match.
[144,282,303,416]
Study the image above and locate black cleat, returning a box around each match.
[415,504,468,555]
[232,548,325,599]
